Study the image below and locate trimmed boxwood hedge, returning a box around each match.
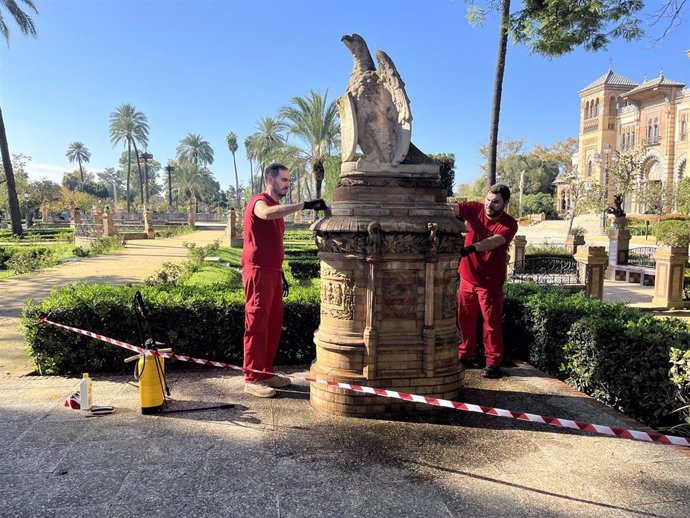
[23,283,319,376]
[22,281,690,429]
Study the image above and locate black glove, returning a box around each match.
[459,244,477,258]
[304,199,328,211]
[282,271,289,297]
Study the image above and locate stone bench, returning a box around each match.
[609,264,656,286]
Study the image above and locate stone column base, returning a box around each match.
[309,363,464,416]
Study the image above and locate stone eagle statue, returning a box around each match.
[339,34,412,166]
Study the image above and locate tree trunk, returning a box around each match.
[78,158,85,185]
[487,0,511,188]
[249,160,254,196]
[232,151,241,209]
[126,140,132,213]
[0,106,24,236]
[314,160,325,199]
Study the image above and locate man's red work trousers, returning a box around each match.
[457,280,505,367]
[243,267,283,383]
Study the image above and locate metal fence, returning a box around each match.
[74,223,102,238]
[628,247,656,268]
[507,256,581,286]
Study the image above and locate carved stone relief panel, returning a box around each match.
[441,269,459,319]
[380,270,418,320]
[321,267,356,320]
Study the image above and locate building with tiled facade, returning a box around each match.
[556,65,689,216]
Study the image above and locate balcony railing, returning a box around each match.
[643,136,661,146]
[583,119,598,133]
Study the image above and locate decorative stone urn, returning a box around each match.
[309,34,465,416]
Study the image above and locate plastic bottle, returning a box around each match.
[80,373,93,411]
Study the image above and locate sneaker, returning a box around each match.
[264,375,291,388]
[244,381,276,398]
[482,364,503,379]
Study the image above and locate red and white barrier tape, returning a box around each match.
[39,318,690,448]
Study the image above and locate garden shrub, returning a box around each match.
[288,257,320,279]
[655,220,690,246]
[5,246,59,273]
[23,282,320,375]
[565,314,690,427]
[155,225,193,239]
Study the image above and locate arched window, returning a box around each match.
[609,96,616,115]
[648,120,654,139]
[585,101,590,119]
[587,160,593,177]
[680,116,688,140]
[594,98,600,117]
[653,118,659,138]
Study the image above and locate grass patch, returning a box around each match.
[0,244,75,277]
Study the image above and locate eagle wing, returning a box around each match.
[375,50,412,165]
[338,92,358,162]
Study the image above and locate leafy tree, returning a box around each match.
[109,103,149,211]
[637,181,676,216]
[80,181,110,199]
[65,141,90,184]
[676,177,690,215]
[0,0,39,235]
[176,133,214,168]
[522,192,557,217]
[61,171,80,191]
[0,153,29,213]
[97,167,125,200]
[279,90,339,199]
[27,178,61,205]
[226,131,241,209]
[466,1,644,186]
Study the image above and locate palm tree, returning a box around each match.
[225,131,241,209]
[0,0,39,236]
[248,117,287,192]
[65,141,91,185]
[108,103,149,212]
[176,133,214,168]
[171,162,214,213]
[279,90,339,199]
[244,135,258,196]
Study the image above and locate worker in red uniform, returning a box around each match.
[452,184,518,379]
[242,162,328,397]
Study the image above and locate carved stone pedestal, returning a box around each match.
[653,246,688,308]
[607,228,631,278]
[309,161,465,416]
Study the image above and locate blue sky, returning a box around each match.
[1,0,689,191]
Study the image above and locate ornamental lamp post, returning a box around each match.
[594,144,612,229]
[164,164,174,212]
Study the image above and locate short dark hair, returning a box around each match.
[489,183,511,202]
[264,162,288,179]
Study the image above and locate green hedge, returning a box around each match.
[565,315,690,426]
[23,283,319,376]
[22,281,690,429]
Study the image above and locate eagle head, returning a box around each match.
[341,33,375,72]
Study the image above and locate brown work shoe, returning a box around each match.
[264,375,291,388]
[244,381,276,398]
